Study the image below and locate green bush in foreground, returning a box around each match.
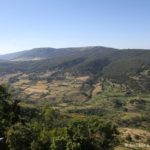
[0,85,119,150]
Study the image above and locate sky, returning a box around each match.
[0,0,150,54]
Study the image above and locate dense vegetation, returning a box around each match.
[0,47,150,150]
[0,47,150,91]
[0,85,119,150]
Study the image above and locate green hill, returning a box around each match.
[0,47,149,92]
[0,46,150,150]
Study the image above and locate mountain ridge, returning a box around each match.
[0,46,150,61]
[0,46,149,92]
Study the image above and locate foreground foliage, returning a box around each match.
[0,85,119,150]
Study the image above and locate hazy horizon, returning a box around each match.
[1,45,150,55]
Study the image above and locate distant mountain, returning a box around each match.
[0,48,56,61]
[0,46,149,91]
[0,46,116,61]
[0,47,84,61]
[0,46,117,72]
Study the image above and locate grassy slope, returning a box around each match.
[0,47,150,148]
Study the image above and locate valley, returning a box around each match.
[0,46,150,150]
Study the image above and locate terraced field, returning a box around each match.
[0,69,150,149]
[0,72,92,102]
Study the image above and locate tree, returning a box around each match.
[0,85,20,135]
[0,85,119,150]
[0,85,20,150]
[65,118,119,150]
[41,107,62,129]
[6,123,33,150]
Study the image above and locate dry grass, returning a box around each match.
[0,73,88,101]
[120,128,150,143]
[13,79,30,86]
[75,76,89,81]
[121,112,141,120]
[92,83,102,96]
[24,81,49,95]
[0,72,21,84]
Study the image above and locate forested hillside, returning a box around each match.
[0,47,150,91]
[0,85,119,150]
[0,46,150,150]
